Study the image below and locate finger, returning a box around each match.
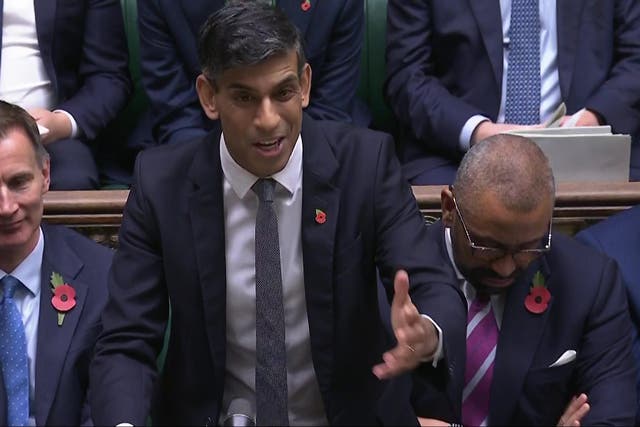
[558,394,588,426]
[392,269,410,308]
[372,344,418,379]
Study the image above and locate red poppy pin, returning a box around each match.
[50,272,76,326]
[524,271,551,314]
[301,0,311,12]
[315,209,326,224]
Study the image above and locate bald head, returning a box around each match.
[454,134,555,214]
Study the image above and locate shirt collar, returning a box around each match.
[0,226,44,297]
[220,133,303,199]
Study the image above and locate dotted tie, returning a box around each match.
[0,275,29,426]
[253,179,288,426]
[504,0,541,124]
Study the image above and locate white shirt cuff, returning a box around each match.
[53,109,80,139]
[459,115,490,151]
[420,313,443,368]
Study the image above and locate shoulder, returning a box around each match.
[304,117,394,158]
[135,135,212,184]
[42,224,113,271]
[576,205,640,243]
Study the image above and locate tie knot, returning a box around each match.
[1,275,21,299]
[469,293,491,314]
[253,178,276,203]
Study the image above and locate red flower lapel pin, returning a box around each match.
[524,271,551,314]
[315,209,327,224]
[50,272,76,326]
[301,0,311,12]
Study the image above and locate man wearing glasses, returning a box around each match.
[412,134,636,426]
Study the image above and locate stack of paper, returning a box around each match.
[504,124,630,183]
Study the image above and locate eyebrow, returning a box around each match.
[226,74,299,92]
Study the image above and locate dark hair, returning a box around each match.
[197,0,306,84]
[0,101,49,166]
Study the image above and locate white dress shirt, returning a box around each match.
[0,227,45,427]
[0,0,78,137]
[220,136,328,426]
[460,0,562,150]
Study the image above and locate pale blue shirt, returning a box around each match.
[0,227,45,426]
[459,0,562,150]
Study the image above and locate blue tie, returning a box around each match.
[504,0,541,124]
[0,275,29,426]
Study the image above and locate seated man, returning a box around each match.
[385,0,640,184]
[89,3,466,425]
[575,205,640,421]
[413,134,636,425]
[0,101,113,424]
[138,0,368,147]
[0,0,131,189]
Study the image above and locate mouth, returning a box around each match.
[482,276,515,288]
[0,220,22,233]
[253,137,284,154]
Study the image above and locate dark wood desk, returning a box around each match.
[42,182,640,245]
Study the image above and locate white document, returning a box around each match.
[504,125,631,182]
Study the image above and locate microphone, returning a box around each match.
[222,398,255,427]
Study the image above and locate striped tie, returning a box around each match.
[462,295,498,427]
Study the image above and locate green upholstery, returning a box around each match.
[357,0,395,134]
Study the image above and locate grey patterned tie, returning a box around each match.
[504,0,541,124]
[253,178,289,426]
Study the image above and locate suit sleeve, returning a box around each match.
[583,0,640,137]
[372,133,467,381]
[578,259,637,425]
[385,0,484,157]
[56,0,132,141]
[90,153,169,426]
[137,0,209,145]
[304,0,364,123]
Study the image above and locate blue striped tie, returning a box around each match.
[0,275,29,426]
[504,0,541,124]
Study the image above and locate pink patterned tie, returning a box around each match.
[462,295,498,427]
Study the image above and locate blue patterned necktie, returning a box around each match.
[0,275,29,426]
[253,179,289,426]
[504,0,541,124]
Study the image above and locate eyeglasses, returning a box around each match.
[451,192,552,264]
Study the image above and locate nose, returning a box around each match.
[490,254,518,279]
[254,98,280,132]
[0,187,18,218]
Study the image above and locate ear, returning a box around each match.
[41,157,50,194]
[300,63,312,108]
[441,187,455,227]
[196,74,220,120]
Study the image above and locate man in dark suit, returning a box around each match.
[138,0,368,148]
[0,101,113,425]
[385,0,640,184]
[90,3,466,425]
[0,0,131,189]
[576,205,640,421]
[412,133,636,425]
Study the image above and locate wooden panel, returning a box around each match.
[42,182,640,243]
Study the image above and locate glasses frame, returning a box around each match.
[450,190,552,263]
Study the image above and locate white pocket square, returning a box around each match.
[549,350,577,367]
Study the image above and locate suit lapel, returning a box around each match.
[556,0,585,102]
[34,225,86,426]
[489,258,553,425]
[468,0,503,89]
[300,115,339,399]
[187,135,228,405]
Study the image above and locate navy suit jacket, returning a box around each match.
[0,0,131,141]
[0,224,112,426]
[576,205,640,419]
[412,221,637,425]
[385,0,640,181]
[89,115,466,425]
[137,0,367,146]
